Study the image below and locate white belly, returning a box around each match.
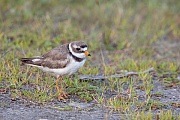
[38,58,86,76]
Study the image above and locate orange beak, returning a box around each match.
[84,51,91,56]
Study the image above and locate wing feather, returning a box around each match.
[21,44,70,69]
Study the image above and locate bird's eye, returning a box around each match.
[76,48,80,51]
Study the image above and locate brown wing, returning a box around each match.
[21,44,70,69]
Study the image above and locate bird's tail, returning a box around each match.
[20,56,43,66]
[20,58,35,65]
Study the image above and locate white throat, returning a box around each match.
[69,43,86,59]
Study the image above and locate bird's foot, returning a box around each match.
[58,91,68,101]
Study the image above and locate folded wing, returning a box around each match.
[20,44,70,69]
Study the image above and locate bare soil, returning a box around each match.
[0,75,180,120]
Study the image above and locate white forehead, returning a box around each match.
[82,47,87,51]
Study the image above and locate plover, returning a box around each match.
[20,41,91,100]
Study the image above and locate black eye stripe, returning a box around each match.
[81,45,87,48]
[76,48,80,51]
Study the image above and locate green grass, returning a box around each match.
[0,0,180,119]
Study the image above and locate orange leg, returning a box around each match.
[59,76,68,98]
[56,76,68,101]
[56,77,59,91]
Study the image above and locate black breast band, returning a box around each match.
[67,44,84,62]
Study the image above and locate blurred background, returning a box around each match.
[0,0,179,68]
